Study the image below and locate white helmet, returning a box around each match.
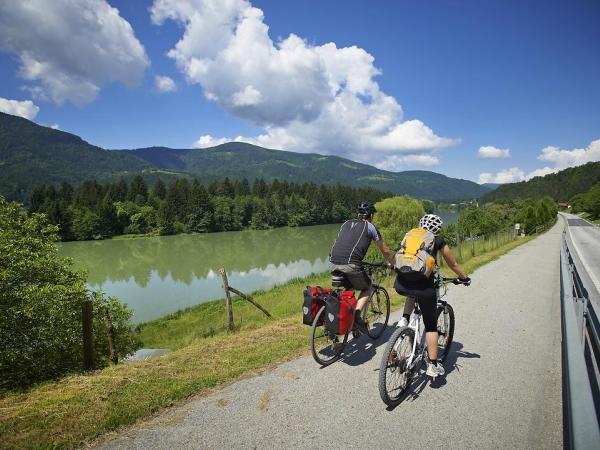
[419,214,443,235]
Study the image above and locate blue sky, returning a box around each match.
[1,0,599,183]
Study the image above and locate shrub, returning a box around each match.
[0,196,140,391]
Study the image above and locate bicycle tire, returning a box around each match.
[310,305,348,366]
[436,303,455,363]
[363,286,390,339]
[378,326,415,407]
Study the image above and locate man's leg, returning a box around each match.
[426,332,439,361]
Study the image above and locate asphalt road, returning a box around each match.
[97,222,563,450]
[562,212,600,301]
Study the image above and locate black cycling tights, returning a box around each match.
[417,296,438,332]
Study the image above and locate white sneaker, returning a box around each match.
[399,317,409,328]
[426,361,445,378]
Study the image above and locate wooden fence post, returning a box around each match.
[456,232,462,261]
[228,286,273,319]
[103,308,118,365]
[82,298,94,371]
[495,232,499,249]
[470,231,475,257]
[219,268,234,331]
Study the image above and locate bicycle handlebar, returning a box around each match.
[439,276,471,286]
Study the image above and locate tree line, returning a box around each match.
[571,182,600,219]
[451,197,558,240]
[28,176,390,241]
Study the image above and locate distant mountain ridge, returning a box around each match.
[0,112,491,202]
[115,143,491,200]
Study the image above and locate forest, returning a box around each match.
[27,176,390,241]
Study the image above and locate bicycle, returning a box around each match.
[378,273,467,407]
[310,262,391,366]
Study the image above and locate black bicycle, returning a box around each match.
[310,262,391,366]
[378,273,467,407]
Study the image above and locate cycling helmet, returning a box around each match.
[357,201,376,216]
[419,214,443,235]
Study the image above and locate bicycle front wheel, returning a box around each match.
[378,326,415,407]
[363,286,390,339]
[436,303,455,363]
[310,305,348,366]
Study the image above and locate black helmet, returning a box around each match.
[357,201,376,216]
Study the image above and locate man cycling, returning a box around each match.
[329,201,395,331]
[395,213,470,378]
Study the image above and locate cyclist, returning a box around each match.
[329,201,395,332]
[395,214,470,378]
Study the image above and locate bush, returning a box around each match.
[0,196,140,391]
[365,196,425,261]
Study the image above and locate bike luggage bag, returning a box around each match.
[324,290,357,335]
[302,286,332,325]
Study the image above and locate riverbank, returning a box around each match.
[0,234,536,449]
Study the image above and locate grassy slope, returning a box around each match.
[0,235,536,449]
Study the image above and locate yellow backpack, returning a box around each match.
[395,228,436,280]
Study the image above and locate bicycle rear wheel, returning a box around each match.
[436,303,455,363]
[363,286,390,339]
[310,305,348,366]
[378,326,415,407]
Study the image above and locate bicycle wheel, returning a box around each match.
[436,303,455,363]
[310,305,348,366]
[378,326,415,407]
[363,286,390,339]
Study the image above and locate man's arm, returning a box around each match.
[376,240,395,266]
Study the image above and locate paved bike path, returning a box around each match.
[97,222,563,450]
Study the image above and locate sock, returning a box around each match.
[402,314,410,320]
[430,359,438,366]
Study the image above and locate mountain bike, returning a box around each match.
[310,262,391,366]
[378,274,468,407]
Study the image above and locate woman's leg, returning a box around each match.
[417,296,438,361]
[402,296,415,317]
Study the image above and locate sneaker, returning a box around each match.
[353,315,368,333]
[426,361,445,379]
[399,317,409,328]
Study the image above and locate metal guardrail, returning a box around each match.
[560,231,600,449]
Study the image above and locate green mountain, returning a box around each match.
[481,161,600,203]
[0,112,154,201]
[0,112,490,202]
[117,143,490,200]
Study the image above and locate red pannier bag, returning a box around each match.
[302,286,333,325]
[324,290,358,335]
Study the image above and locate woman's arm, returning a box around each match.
[441,244,467,279]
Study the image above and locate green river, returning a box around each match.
[59,224,341,323]
[59,210,459,324]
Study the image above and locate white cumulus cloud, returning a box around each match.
[0,0,149,106]
[537,139,600,169]
[375,153,440,171]
[0,97,39,119]
[151,0,458,168]
[478,145,510,159]
[155,75,177,93]
[478,167,525,184]
[192,135,233,148]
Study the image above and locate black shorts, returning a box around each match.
[395,275,438,332]
[330,263,372,291]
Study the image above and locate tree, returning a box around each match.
[128,175,148,205]
[152,178,167,200]
[0,196,139,389]
[70,206,101,240]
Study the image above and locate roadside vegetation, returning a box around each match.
[27,176,389,240]
[571,181,600,220]
[0,195,544,449]
[0,196,139,392]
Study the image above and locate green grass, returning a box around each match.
[0,232,539,449]
[579,212,600,226]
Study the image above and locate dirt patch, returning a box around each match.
[257,390,272,412]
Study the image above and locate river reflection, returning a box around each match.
[59,224,340,323]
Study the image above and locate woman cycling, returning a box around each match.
[394,214,471,378]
